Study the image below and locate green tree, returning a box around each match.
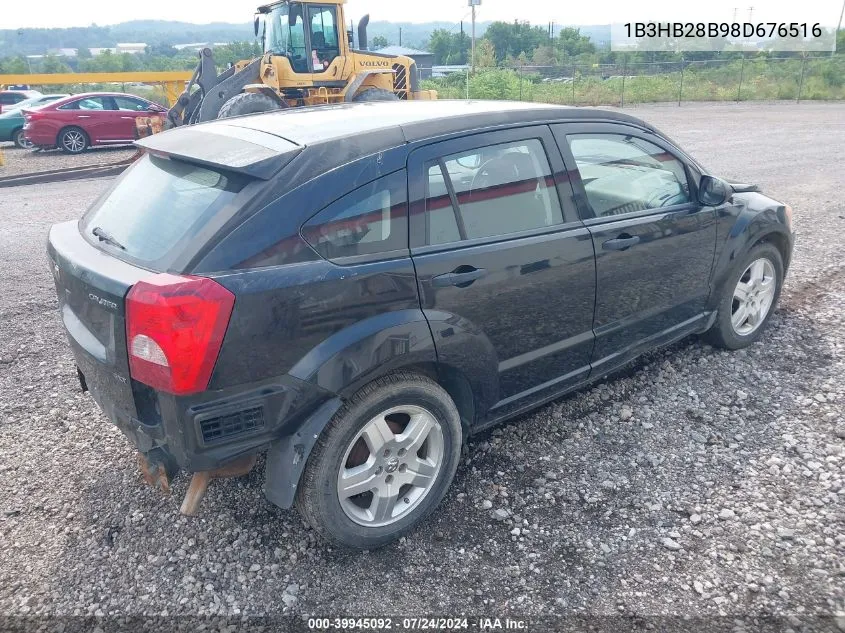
[531,44,559,66]
[40,54,72,74]
[484,21,548,63]
[428,29,469,65]
[0,56,30,74]
[557,27,595,58]
[145,43,178,57]
[371,35,389,49]
[474,39,496,69]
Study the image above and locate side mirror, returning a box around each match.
[254,14,262,38]
[698,175,730,206]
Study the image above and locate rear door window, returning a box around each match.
[301,171,407,262]
[60,97,108,111]
[81,154,247,267]
[424,138,563,245]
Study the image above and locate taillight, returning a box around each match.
[23,110,44,122]
[126,274,235,395]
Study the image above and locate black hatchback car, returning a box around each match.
[47,101,793,549]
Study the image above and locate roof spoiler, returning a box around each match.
[136,124,301,180]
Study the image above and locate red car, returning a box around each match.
[22,92,168,154]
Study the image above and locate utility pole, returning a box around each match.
[471,0,478,73]
[834,0,845,57]
[399,27,402,46]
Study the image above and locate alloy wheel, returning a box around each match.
[336,405,444,527]
[731,257,776,336]
[15,129,33,149]
[62,130,85,153]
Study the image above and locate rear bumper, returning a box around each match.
[22,122,55,146]
[77,358,335,472]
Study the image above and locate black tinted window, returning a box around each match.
[425,139,563,245]
[568,134,690,217]
[82,154,246,265]
[1,94,23,105]
[302,171,407,261]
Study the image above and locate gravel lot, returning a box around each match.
[0,144,137,178]
[0,102,843,629]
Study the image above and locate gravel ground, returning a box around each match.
[0,144,136,178]
[0,102,843,629]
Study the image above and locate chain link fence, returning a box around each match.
[424,56,845,106]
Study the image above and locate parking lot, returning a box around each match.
[0,102,843,626]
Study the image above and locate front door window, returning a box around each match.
[308,6,339,72]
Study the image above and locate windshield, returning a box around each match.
[81,154,247,268]
[265,3,307,62]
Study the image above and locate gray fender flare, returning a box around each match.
[263,397,343,509]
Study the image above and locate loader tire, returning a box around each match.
[217,92,284,119]
[351,88,400,102]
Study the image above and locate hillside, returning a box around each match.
[0,20,612,57]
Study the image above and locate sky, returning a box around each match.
[2,0,841,30]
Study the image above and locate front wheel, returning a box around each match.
[217,92,284,119]
[704,242,784,350]
[351,88,400,102]
[13,128,32,149]
[295,373,462,549]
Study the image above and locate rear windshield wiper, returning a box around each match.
[92,226,126,250]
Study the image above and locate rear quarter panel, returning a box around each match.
[200,146,439,396]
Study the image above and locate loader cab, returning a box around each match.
[263,0,341,74]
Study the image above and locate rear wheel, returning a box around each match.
[351,88,400,102]
[295,373,462,549]
[13,128,32,150]
[217,92,284,119]
[58,127,88,154]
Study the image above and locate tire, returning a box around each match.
[351,88,400,102]
[13,128,32,150]
[704,242,784,350]
[58,127,88,154]
[217,92,284,119]
[295,372,463,549]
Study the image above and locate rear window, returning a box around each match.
[1,93,24,105]
[82,154,246,266]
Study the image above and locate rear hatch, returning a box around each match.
[47,124,300,422]
[48,223,146,422]
[47,151,249,422]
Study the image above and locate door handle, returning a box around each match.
[77,115,91,118]
[120,116,135,120]
[602,235,640,251]
[431,267,487,288]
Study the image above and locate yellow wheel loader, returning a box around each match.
[167,0,436,127]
